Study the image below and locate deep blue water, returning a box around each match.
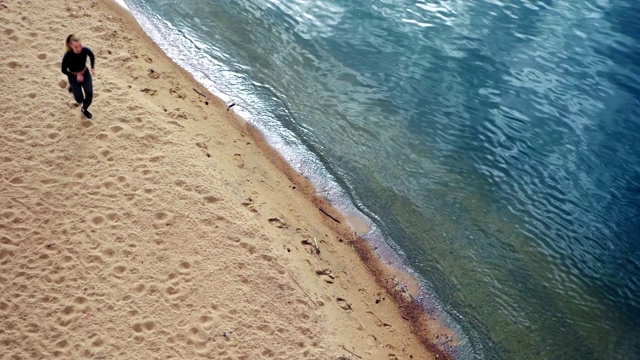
[120,0,640,358]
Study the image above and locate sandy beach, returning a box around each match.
[0,0,449,358]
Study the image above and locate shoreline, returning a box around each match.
[238,112,459,359]
[0,0,456,358]
[108,2,459,355]
[114,0,460,350]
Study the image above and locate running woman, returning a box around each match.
[61,35,96,119]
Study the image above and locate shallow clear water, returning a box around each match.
[121,0,640,358]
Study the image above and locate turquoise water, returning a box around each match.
[120,0,640,358]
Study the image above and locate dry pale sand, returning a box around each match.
[0,0,451,359]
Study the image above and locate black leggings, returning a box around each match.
[68,70,93,110]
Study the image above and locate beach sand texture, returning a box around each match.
[0,1,441,359]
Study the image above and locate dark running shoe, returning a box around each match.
[81,108,93,119]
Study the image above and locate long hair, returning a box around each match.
[65,34,78,52]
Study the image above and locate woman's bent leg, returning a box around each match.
[68,76,84,105]
[81,71,93,110]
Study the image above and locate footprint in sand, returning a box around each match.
[47,131,62,141]
[0,210,17,222]
[105,212,120,224]
[149,155,165,163]
[241,197,259,213]
[132,283,146,295]
[169,87,186,99]
[8,176,25,185]
[177,261,191,275]
[54,339,69,350]
[153,211,175,229]
[87,333,106,353]
[366,311,392,328]
[268,217,288,229]
[90,214,106,228]
[111,264,127,279]
[239,241,257,255]
[95,132,110,142]
[195,142,211,157]
[140,87,157,96]
[202,195,220,204]
[109,125,124,134]
[233,154,245,168]
[56,305,78,328]
[315,269,335,284]
[40,177,60,186]
[98,148,115,162]
[147,68,161,79]
[336,297,352,311]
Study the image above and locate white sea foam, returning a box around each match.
[113,0,129,10]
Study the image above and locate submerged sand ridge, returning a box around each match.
[0,0,450,358]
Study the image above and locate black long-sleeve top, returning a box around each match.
[61,47,95,76]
